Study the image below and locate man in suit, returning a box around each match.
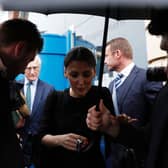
[104,37,162,168]
[18,55,55,168]
[86,9,168,168]
[0,19,43,168]
[105,37,162,126]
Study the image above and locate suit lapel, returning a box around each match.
[31,79,42,116]
[117,66,138,112]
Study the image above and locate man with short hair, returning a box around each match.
[0,18,43,168]
[105,37,162,127]
[104,37,162,168]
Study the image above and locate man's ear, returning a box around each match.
[116,49,121,59]
[14,41,26,57]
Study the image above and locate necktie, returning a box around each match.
[112,74,123,115]
[26,82,32,112]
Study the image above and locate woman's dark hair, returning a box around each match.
[64,46,96,68]
[148,9,168,35]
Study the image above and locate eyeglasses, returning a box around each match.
[26,66,39,71]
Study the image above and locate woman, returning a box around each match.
[38,46,114,168]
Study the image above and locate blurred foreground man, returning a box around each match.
[86,9,168,168]
[0,19,43,168]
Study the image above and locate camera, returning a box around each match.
[146,66,168,81]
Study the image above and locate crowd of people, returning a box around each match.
[1,9,168,168]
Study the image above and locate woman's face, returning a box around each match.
[64,61,96,98]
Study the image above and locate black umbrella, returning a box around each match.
[1,0,168,88]
[1,0,168,19]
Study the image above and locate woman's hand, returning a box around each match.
[42,133,88,152]
[58,133,88,151]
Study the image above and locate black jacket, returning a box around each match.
[0,75,24,168]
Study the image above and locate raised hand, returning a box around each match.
[86,99,120,137]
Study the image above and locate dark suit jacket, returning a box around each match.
[109,66,163,127]
[19,79,55,135]
[0,75,24,168]
[17,79,55,166]
[107,66,163,168]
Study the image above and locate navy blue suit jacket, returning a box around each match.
[109,66,163,127]
[106,66,163,168]
[19,79,55,135]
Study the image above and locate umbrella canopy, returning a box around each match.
[1,0,168,19]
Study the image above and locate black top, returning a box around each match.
[38,86,114,168]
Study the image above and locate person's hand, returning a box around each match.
[15,116,25,128]
[86,99,111,131]
[58,133,88,151]
[14,110,25,128]
[117,113,138,124]
[42,133,89,152]
[86,99,120,137]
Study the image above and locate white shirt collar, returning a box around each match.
[120,62,135,77]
